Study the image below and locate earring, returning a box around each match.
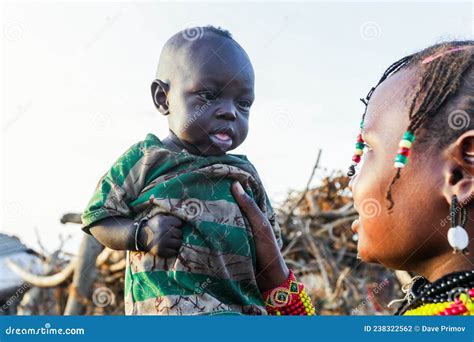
[447,195,469,254]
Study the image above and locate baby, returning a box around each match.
[81,26,282,315]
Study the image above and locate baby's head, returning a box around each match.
[349,41,473,277]
[152,26,255,156]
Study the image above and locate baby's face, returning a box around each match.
[165,38,255,156]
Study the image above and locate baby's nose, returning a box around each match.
[215,102,237,120]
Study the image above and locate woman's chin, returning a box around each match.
[356,242,378,264]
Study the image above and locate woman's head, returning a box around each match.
[350,41,474,279]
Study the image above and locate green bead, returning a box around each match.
[402,131,415,142]
[355,142,365,149]
[395,154,408,164]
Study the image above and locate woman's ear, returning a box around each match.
[151,79,170,116]
[442,130,474,205]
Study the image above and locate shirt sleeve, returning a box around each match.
[80,134,161,235]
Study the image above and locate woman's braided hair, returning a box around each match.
[358,41,474,210]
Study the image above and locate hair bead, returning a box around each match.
[394,131,415,168]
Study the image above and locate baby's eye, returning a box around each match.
[237,99,252,111]
[198,92,217,102]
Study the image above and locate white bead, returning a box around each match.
[394,162,406,168]
[447,226,469,251]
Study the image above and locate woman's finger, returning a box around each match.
[231,182,275,241]
[231,181,289,291]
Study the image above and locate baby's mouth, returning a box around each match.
[209,132,233,151]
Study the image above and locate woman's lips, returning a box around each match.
[209,133,233,150]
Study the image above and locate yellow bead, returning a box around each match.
[354,148,363,156]
[459,293,468,303]
[276,311,281,316]
[399,140,412,149]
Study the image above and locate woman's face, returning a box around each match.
[349,66,451,271]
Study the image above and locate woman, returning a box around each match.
[231,41,474,316]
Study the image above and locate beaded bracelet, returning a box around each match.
[262,270,316,316]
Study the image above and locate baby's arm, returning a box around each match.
[89,217,136,251]
[90,215,184,257]
[82,136,184,257]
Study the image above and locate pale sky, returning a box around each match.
[2,1,473,253]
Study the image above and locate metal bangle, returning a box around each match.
[134,219,146,251]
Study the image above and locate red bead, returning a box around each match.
[397,147,410,157]
[458,305,467,313]
[468,289,474,297]
[352,155,361,163]
[357,134,364,143]
[450,308,460,315]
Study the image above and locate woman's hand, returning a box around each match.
[231,182,289,292]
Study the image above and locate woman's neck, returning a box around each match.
[413,248,473,282]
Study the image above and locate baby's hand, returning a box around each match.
[139,214,184,257]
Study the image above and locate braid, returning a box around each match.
[358,41,474,211]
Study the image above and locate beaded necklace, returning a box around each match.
[394,270,474,315]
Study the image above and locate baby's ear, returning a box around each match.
[151,79,170,116]
[442,130,474,205]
